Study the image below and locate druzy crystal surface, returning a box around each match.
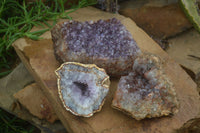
[112,54,179,120]
[51,18,141,76]
[55,62,110,117]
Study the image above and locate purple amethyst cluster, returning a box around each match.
[112,53,179,120]
[61,18,138,58]
[51,18,141,76]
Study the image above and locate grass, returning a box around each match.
[0,108,36,133]
[0,0,97,77]
[0,0,97,132]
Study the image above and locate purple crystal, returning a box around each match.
[73,81,90,97]
[55,62,110,117]
[112,53,179,120]
[51,18,141,76]
[61,18,138,58]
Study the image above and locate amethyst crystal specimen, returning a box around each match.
[112,53,179,120]
[51,18,141,77]
[55,62,110,117]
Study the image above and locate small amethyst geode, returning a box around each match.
[51,18,141,77]
[55,62,110,117]
[112,53,179,120]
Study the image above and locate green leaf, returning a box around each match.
[0,0,98,76]
[29,28,49,35]
[180,0,200,33]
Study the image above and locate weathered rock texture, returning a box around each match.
[177,118,200,133]
[119,1,192,39]
[14,83,58,123]
[96,0,118,12]
[166,29,200,91]
[112,53,179,120]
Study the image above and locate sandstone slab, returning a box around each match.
[166,29,200,91]
[0,63,66,133]
[119,1,192,39]
[14,83,58,123]
[13,7,200,133]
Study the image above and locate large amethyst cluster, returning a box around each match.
[51,18,141,76]
[112,53,179,120]
[62,18,137,58]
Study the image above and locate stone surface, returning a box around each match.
[56,62,110,117]
[112,53,179,120]
[13,7,200,133]
[51,18,141,77]
[0,63,34,110]
[96,0,118,12]
[119,1,192,39]
[14,83,58,123]
[0,63,66,133]
[166,29,200,90]
[177,117,200,133]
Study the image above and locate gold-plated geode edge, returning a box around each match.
[55,62,110,117]
[111,101,179,121]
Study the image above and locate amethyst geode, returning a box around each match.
[51,18,141,77]
[55,62,110,117]
[112,53,179,120]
